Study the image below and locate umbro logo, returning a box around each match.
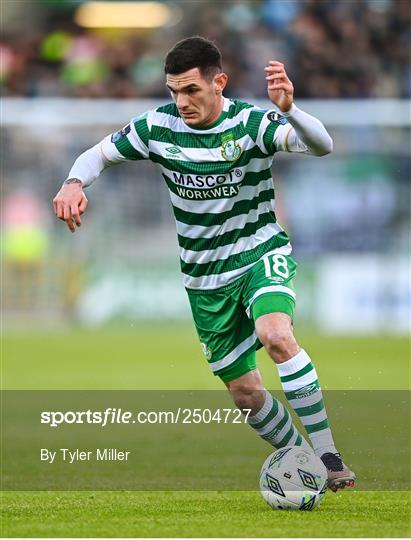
[294,383,318,397]
[268,276,284,283]
[165,146,181,155]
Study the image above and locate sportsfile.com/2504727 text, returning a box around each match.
[40,407,252,427]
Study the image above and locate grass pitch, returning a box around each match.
[2,326,410,537]
[2,491,410,537]
[3,325,408,390]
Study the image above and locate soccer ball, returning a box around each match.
[260,446,328,510]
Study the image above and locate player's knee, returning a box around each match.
[259,327,297,362]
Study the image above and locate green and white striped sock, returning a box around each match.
[277,349,337,456]
[247,389,311,450]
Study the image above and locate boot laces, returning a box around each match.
[321,452,344,471]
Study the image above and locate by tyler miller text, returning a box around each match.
[40,448,131,464]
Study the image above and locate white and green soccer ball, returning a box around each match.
[260,446,328,511]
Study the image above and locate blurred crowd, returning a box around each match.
[1,0,410,98]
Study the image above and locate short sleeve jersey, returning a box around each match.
[101,98,293,290]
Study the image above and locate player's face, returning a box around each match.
[166,68,227,127]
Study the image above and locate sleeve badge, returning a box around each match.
[267,111,288,125]
[111,124,131,143]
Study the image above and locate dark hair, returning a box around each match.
[164,36,222,79]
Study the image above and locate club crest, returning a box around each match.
[221,133,242,161]
[201,342,212,360]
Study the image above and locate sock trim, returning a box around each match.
[247,390,273,424]
[276,349,311,377]
[280,362,314,383]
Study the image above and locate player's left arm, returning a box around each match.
[265,61,333,156]
[53,115,150,232]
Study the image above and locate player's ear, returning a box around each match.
[213,72,228,95]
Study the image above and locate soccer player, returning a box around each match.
[53,36,355,491]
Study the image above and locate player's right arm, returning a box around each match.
[53,115,150,233]
[244,61,332,158]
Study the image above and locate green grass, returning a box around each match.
[2,491,410,538]
[3,325,409,390]
[1,326,410,537]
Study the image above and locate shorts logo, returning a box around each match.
[221,132,242,161]
[268,276,285,284]
[201,342,212,360]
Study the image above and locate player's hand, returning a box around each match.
[53,179,88,233]
[265,61,294,113]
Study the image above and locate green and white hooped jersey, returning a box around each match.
[101,98,294,290]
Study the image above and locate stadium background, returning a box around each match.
[2,0,409,334]
[1,0,410,537]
